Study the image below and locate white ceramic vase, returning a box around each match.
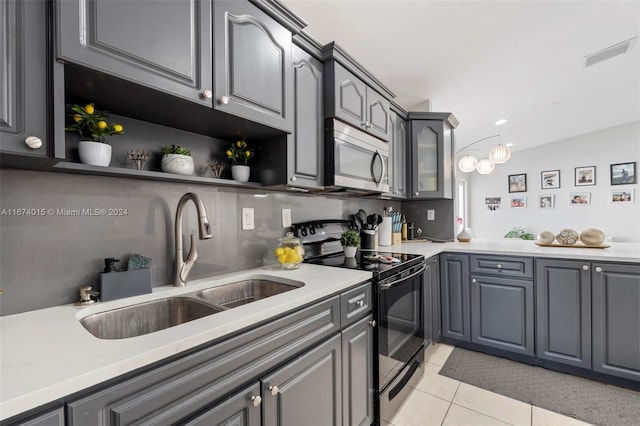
[161,154,194,175]
[343,245,358,258]
[231,165,250,182]
[457,227,473,242]
[78,141,112,167]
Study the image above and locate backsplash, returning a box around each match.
[0,169,398,316]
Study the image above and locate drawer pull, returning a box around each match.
[582,265,589,271]
[356,300,365,308]
[496,264,503,269]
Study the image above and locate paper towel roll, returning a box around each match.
[378,217,392,246]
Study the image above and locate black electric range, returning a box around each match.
[292,219,427,425]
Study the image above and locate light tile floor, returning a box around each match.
[383,344,593,426]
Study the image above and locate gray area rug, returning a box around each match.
[439,347,640,426]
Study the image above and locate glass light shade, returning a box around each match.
[458,155,478,173]
[476,158,495,174]
[489,144,511,164]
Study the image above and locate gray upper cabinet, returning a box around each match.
[592,262,640,382]
[287,43,323,188]
[214,0,293,132]
[440,253,470,342]
[407,113,458,199]
[386,111,407,198]
[535,259,591,369]
[57,0,213,107]
[262,334,342,426]
[1,0,53,160]
[326,62,391,141]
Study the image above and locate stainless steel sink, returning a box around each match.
[196,279,301,309]
[80,297,222,339]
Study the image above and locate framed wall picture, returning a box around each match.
[575,166,595,186]
[611,189,634,203]
[508,173,527,193]
[539,194,555,209]
[541,170,560,189]
[569,192,591,205]
[610,162,636,185]
[510,196,527,208]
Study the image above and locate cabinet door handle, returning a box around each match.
[219,95,230,105]
[496,264,503,269]
[582,265,589,271]
[24,136,43,149]
[472,278,477,283]
[356,300,365,308]
[414,192,419,196]
[269,385,279,396]
[595,267,603,272]
[290,175,297,182]
[369,319,376,327]
[201,89,213,99]
[251,395,262,407]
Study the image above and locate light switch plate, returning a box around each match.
[427,209,435,221]
[281,208,292,228]
[242,208,254,230]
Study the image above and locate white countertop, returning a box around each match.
[386,238,640,263]
[1,239,638,420]
[0,264,372,421]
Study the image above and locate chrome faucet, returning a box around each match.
[174,192,212,286]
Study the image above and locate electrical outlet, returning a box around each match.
[427,209,435,221]
[242,208,254,230]
[281,208,292,228]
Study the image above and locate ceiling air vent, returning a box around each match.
[584,37,637,67]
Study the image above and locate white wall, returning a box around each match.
[466,121,640,242]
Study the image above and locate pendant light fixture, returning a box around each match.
[456,134,512,174]
[489,144,512,164]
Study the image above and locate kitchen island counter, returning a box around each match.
[387,238,640,263]
[0,264,372,421]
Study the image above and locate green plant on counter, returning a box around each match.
[340,230,361,247]
[161,145,191,156]
[504,227,535,240]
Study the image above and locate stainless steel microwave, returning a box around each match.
[325,119,390,193]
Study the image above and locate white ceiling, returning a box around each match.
[281,0,640,153]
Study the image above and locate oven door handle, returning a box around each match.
[379,265,426,290]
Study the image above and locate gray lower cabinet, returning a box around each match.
[56,0,213,107]
[325,62,391,141]
[341,315,374,426]
[592,263,640,381]
[424,255,441,345]
[214,1,293,132]
[535,259,591,369]
[470,274,534,356]
[66,296,340,425]
[184,384,261,426]
[263,334,342,426]
[440,253,470,342]
[0,0,52,160]
[1,408,64,426]
[286,44,324,188]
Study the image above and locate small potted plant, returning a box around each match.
[65,103,124,167]
[160,145,194,176]
[226,140,254,182]
[340,230,361,258]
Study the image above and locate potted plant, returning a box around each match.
[160,145,194,175]
[65,103,124,166]
[340,230,361,258]
[226,140,254,182]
